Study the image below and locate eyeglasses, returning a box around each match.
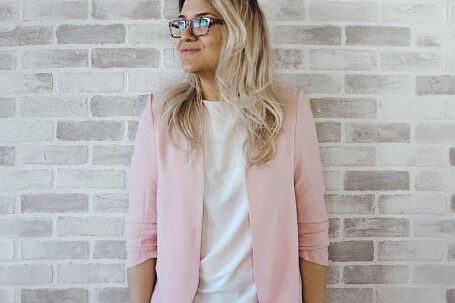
[168,17,224,38]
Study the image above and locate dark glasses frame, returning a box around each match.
[168,17,224,38]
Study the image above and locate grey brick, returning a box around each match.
[260,0,305,21]
[310,1,376,22]
[272,48,305,70]
[21,49,88,68]
[0,120,53,142]
[324,171,340,191]
[0,145,14,166]
[128,24,173,44]
[310,97,376,118]
[92,48,159,68]
[163,48,181,69]
[0,169,52,191]
[277,73,341,94]
[345,74,413,95]
[0,265,53,285]
[21,97,87,117]
[127,71,185,92]
[413,219,455,237]
[272,25,341,45]
[415,123,455,143]
[344,170,409,191]
[450,148,455,166]
[92,0,160,20]
[320,146,375,167]
[22,288,88,303]
[329,218,341,238]
[163,0,178,19]
[329,241,374,262]
[413,265,455,285]
[0,50,15,69]
[93,240,126,259]
[346,26,411,47]
[380,51,442,72]
[21,240,89,260]
[0,26,53,46]
[417,75,455,95]
[325,194,375,214]
[58,72,124,93]
[344,217,410,237]
[91,95,147,117]
[346,123,410,143]
[0,240,14,260]
[21,26,53,45]
[0,290,13,303]
[378,240,443,261]
[22,144,88,165]
[381,3,446,24]
[57,121,123,141]
[379,194,445,215]
[57,217,124,236]
[0,73,52,94]
[23,0,88,21]
[21,193,88,213]
[0,218,52,237]
[93,193,128,213]
[92,144,133,165]
[450,242,455,260]
[0,0,18,21]
[327,265,340,284]
[415,171,455,191]
[57,264,124,283]
[0,98,14,117]
[377,145,447,167]
[0,195,15,214]
[94,288,129,303]
[327,288,374,303]
[56,169,125,189]
[56,24,125,44]
[379,96,445,120]
[452,195,455,213]
[316,121,341,143]
[310,49,376,71]
[377,287,443,303]
[344,265,409,284]
[127,120,139,141]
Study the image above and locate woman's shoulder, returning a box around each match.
[272,84,302,107]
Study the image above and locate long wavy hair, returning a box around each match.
[158,0,287,171]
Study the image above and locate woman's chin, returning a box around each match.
[182,65,200,74]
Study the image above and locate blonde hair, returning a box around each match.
[159,0,287,172]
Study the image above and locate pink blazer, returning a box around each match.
[125,85,329,303]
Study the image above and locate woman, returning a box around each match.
[125,0,329,302]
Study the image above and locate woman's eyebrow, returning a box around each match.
[178,12,215,18]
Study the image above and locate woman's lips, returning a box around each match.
[181,49,200,54]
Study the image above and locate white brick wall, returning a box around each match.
[0,0,454,302]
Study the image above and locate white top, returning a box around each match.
[193,100,258,303]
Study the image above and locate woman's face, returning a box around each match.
[175,0,223,76]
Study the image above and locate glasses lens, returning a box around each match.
[192,18,209,36]
[169,20,182,37]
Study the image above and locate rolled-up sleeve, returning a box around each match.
[125,94,158,269]
[294,89,329,266]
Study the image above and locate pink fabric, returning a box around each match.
[125,86,329,303]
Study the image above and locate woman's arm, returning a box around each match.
[294,88,330,302]
[125,94,159,302]
[127,258,157,303]
[299,258,327,303]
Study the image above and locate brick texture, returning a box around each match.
[0,0,453,302]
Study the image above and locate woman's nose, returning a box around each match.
[180,25,197,41]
